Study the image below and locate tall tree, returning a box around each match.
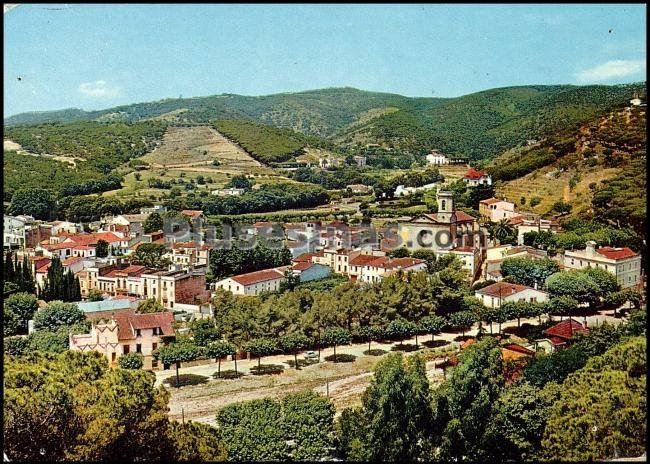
[435,337,504,461]
[335,353,434,461]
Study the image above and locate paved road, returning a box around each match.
[154,308,624,387]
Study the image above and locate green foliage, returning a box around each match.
[118,352,144,369]
[38,256,81,302]
[541,337,646,461]
[214,119,323,163]
[190,318,221,346]
[482,381,562,461]
[335,353,434,461]
[449,310,477,336]
[384,318,417,342]
[209,240,292,280]
[4,291,39,334]
[280,333,313,369]
[33,300,86,332]
[524,344,588,387]
[227,174,253,191]
[143,212,164,233]
[136,298,165,314]
[3,350,175,461]
[434,337,504,461]
[592,159,646,234]
[167,421,228,461]
[500,257,560,288]
[7,187,56,220]
[132,243,169,269]
[544,270,601,306]
[244,338,280,366]
[5,120,165,170]
[87,288,104,302]
[4,305,19,336]
[217,391,335,461]
[198,183,329,216]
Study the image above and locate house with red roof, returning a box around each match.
[213,268,286,296]
[564,241,642,289]
[475,281,549,308]
[463,167,492,186]
[534,318,589,353]
[69,310,175,370]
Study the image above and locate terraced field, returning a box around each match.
[496,164,622,216]
[104,125,295,198]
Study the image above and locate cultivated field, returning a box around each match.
[103,126,296,198]
[496,164,622,216]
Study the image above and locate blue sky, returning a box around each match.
[3,3,646,116]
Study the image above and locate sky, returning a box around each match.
[3,3,647,116]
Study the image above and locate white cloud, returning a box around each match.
[576,59,646,83]
[78,80,121,98]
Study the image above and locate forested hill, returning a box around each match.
[5,83,645,160]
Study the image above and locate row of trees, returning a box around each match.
[4,251,36,295]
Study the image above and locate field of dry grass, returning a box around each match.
[496,163,622,216]
[103,126,297,198]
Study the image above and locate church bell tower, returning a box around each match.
[436,191,455,223]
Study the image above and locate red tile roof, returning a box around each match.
[502,343,535,356]
[63,256,84,266]
[543,318,589,341]
[480,198,501,205]
[293,252,318,263]
[102,265,148,278]
[596,247,638,260]
[114,311,175,340]
[423,211,476,223]
[172,241,197,249]
[292,262,315,271]
[65,232,123,247]
[384,257,426,270]
[476,281,532,298]
[452,246,475,253]
[464,167,489,180]
[181,210,203,219]
[350,254,384,266]
[231,269,284,286]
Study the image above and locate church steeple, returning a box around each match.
[437,191,455,223]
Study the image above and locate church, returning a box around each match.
[395,191,484,254]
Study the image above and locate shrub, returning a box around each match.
[118,352,144,370]
[324,354,356,363]
[163,374,209,387]
[530,197,541,207]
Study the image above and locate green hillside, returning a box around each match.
[5,83,645,162]
[212,119,339,164]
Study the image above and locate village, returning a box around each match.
[3,162,643,375]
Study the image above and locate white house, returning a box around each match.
[475,281,549,308]
[212,187,245,197]
[563,241,642,289]
[213,268,285,296]
[479,198,517,222]
[3,215,33,249]
[426,151,449,165]
[463,167,492,186]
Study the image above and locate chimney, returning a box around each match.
[586,241,597,256]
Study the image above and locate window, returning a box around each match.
[152,343,157,351]
[136,344,142,353]
[136,329,141,337]
[152,327,159,335]
[123,345,130,354]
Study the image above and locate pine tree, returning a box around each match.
[21,255,35,294]
[4,251,15,282]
